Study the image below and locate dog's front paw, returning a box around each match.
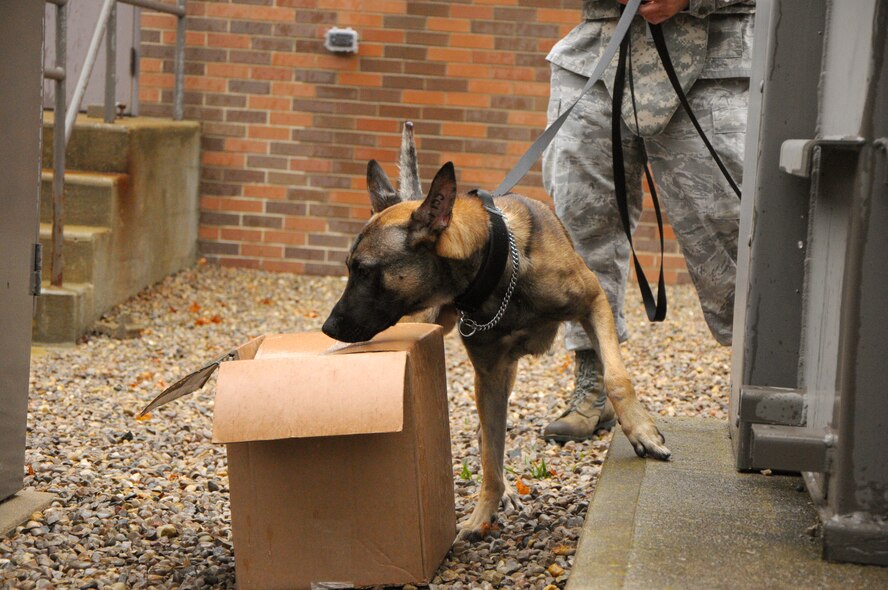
[623,419,671,461]
[456,503,498,542]
[456,520,492,543]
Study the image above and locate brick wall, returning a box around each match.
[139,0,689,283]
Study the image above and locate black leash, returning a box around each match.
[612,26,668,321]
[467,0,741,324]
[607,21,744,321]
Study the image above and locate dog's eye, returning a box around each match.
[350,260,376,277]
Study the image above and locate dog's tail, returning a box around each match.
[398,121,422,201]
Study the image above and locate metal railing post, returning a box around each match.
[104,1,117,124]
[173,0,186,120]
[64,0,115,144]
[51,0,68,287]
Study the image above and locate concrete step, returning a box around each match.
[567,417,888,589]
[35,114,200,343]
[42,113,130,173]
[32,282,94,344]
[38,223,111,285]
[39,170,128,227]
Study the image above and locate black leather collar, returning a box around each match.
[453,189,511,314]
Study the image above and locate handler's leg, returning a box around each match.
[645,78,748,345]
[542,64,646,441]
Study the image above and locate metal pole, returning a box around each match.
[64,0,116,144]
[51,0,68,287]
[173,0,185,120]
[118,0,185,17]
[104,1,117,123]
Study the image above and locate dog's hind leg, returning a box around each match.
[579,280,671,461]
[457,355,517,541]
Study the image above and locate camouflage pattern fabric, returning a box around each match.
[582,0,755,21]
[542,68,748,348]
[549,3,755,135]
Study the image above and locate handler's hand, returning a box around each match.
[618,0,690,25]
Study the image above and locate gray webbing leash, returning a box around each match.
[491,0,643,198]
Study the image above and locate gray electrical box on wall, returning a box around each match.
[324,27,359,54]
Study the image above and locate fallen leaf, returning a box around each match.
[188,302,201,313]
[259,297,273,305]
[194,317,210,326]
[547,563,565,577]
[210,314,223,324]
[553,544,575,556]
[304,311,318,319]
[136,413,152,421]
[168,306,178,313]
[198,257,207,265]
[130,371,154,388]
[515,478,531,495]
[156,379,168,389]
[26,464,35,476]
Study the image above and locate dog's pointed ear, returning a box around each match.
[367,160,401,214]
[409,162,456,246]
[397,121,422,201]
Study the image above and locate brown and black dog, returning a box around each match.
[323,123,670,541]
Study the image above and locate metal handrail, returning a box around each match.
[42,0,186,287]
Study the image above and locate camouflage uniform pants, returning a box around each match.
[542,64,747,349]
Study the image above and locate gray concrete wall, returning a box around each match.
[110,118,201,312]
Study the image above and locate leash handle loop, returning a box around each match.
[648,23,742,198]
[613,27,667,322]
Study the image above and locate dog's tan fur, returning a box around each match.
[323,125,670,541]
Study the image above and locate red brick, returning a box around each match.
[260,260,306,273]
[141,1,684,280]
[206,33,251,49]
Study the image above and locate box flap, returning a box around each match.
[137,335,266,417]
[212,350,409,444]
[253,323,442,359]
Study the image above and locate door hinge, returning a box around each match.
[130,47,139,77]
[30,243,42,297]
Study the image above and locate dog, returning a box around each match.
[322,123,670,541]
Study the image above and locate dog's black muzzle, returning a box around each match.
[322,295,403,344]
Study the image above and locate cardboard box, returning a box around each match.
[141,323,455,589]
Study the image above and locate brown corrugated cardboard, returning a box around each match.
[140,323,455,589]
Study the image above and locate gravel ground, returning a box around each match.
[3,263,730,589]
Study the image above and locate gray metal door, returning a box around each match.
[731,0,888,566]
[43,1,139,115]
[0,3,45,502]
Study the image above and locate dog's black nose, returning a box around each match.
[321,315,339,340]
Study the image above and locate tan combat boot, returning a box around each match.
[542,349,616,443]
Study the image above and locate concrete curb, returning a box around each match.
[0,492,57,536]
[567,417,888,589]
